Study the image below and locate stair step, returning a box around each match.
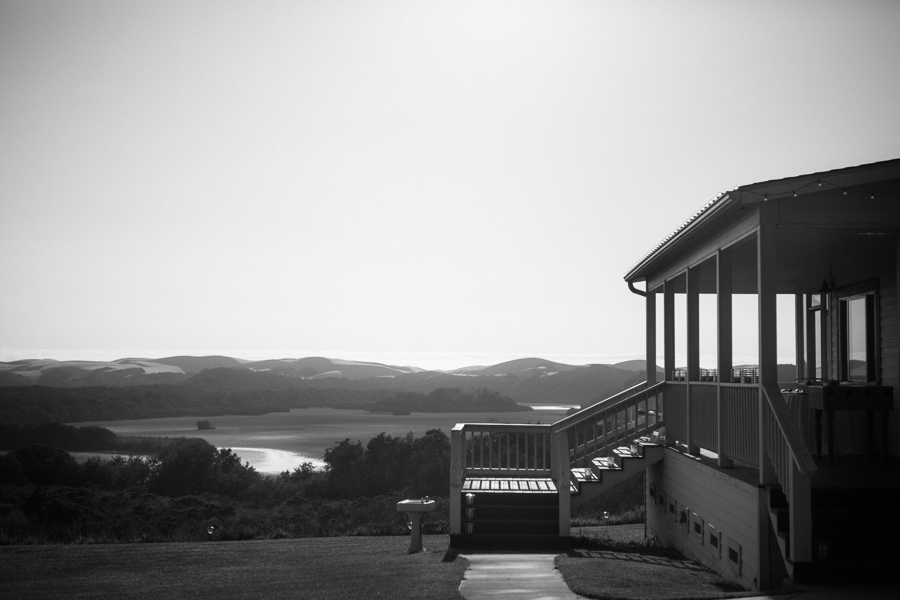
[462,478,557,494]
[766,485,788,510]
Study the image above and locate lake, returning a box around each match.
[78,404,575,473]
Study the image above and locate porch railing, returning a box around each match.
[762,382,816,562]
[456,423,553,477]
[721,384,759,465]
[551,381,665,467]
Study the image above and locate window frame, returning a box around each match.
[837,279,879,384]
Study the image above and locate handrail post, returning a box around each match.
[450,425,464,535]
[556,430,571,536]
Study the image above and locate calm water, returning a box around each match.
[78,405,573,473]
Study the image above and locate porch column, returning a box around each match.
[686,267,700,455]
[716,249,734,468]
[646,291,657,385]
[664,279,675,381]
[758,206,778,485]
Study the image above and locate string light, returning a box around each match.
[737,178,897,202]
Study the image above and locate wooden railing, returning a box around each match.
[689,382,718,450]
[552,381,666,467]
[721,384,759,466]
[762,383,816,562]
[664,383,687,442]
[456,423,553,476]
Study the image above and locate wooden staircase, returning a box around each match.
[570,437,665,510]
[789,486,900,584]
[764,452,900,586]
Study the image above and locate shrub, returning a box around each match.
[148,440,260,497]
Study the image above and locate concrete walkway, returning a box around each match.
[458,553,583,600]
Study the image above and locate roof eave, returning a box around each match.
[623,192,736,283]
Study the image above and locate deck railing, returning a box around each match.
[689,382,718,450]
[721,384,759,465]
[552,381,665,467]
[762,383,816,562]
[456,423,553,476]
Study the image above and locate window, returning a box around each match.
[726,539,742,575]
[805,293,827,380]
[692,512,704,542]
[708,524,722,558]
[840,292,877,382]
[679,505,690,532]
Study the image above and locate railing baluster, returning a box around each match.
[516,433,520,470]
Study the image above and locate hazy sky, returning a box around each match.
[2,1,899,370]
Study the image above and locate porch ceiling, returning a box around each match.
[651,224,898,295]
[633,158,900,295]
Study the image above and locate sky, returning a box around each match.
[2,0,900,371]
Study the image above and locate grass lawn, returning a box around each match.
[561,525,757,600]
[1,529,767,600]
[556,552,753,600]
[0,535,466,600]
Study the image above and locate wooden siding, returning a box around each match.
[646,451,761,590]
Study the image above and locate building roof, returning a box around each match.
[623,158,900,282]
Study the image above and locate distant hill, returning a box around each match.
[449,357,581,377]
[151,355,245,374]
[240,357,423,379]
[611,359,664,375]
[0,355,422,387]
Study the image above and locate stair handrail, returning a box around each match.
[762,382,817,476]
[551,381,656,433]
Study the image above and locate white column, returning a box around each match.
[664,280,675,381]
[686,267,700,455]
[758,206,778,486]
[646,290,657,386]
[717,249,734,468]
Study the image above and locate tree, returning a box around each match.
[323,439,365,498]
[410,429,450,497]
[364,432,413,496]
[147,440,259,497]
